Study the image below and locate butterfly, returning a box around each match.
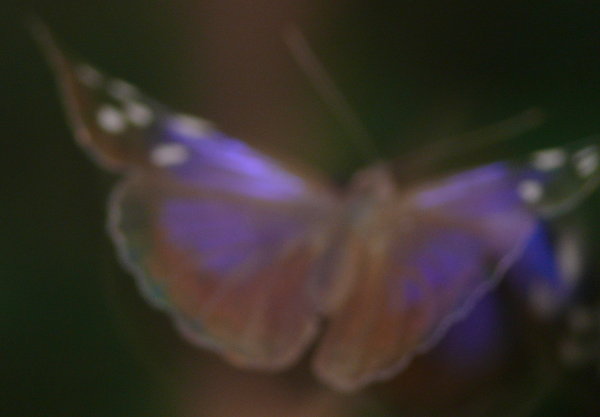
[36,25,600,392]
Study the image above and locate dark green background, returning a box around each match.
[3,1,600,416]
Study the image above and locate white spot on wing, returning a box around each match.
[170,114,214,138]
[573,145,599,178]
[76,64,103,88]
[96,105,127,134]
[532,148,567,171]
[150,143,190,167]
[124,101,154,127]
[518,179,544,203]
[107,79,140,101]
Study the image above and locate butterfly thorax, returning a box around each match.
[345,164,411,230]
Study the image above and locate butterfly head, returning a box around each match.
[348,163,398,201]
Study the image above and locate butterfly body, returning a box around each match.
[37,26,600,392]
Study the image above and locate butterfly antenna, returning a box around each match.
[399,107,545,173]
[283,25,380,161]
[436,107,545,155]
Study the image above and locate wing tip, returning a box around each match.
[27,17,66,72]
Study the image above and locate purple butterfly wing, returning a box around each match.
[313,142,600,391]
[310,163,535,390]
[110,174,336,369]
[42,31,339,369]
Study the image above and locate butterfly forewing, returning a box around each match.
[39,30,166,170]
[515,141,600,217]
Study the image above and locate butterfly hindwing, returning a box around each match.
[110,173,336,369]
[312,163,538,390]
